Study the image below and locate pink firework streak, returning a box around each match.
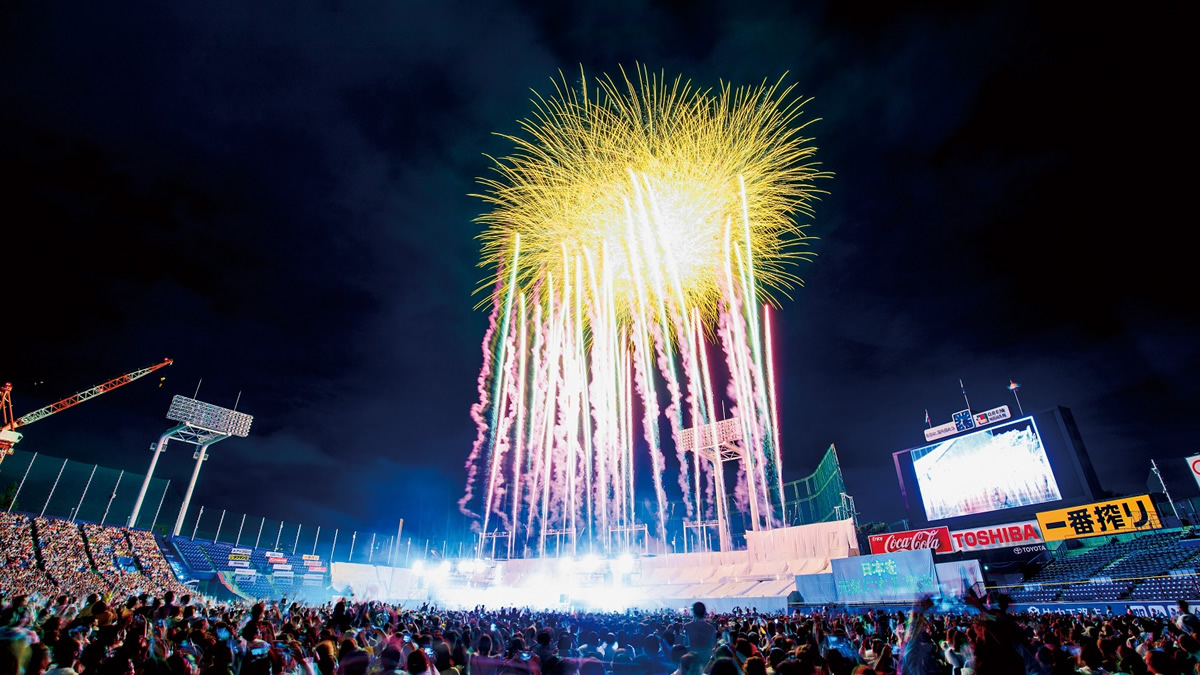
[652,317,692,519]
[459,277,504,519]
[482,311,520,534]
[718,302,750,514]
[632,319,669,539]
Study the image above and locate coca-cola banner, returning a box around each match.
[868,526,952,555]
[949,520,1045,553]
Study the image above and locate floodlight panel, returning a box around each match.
[678,416,742,449]
[166,395,253,437]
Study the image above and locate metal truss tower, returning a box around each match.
[677,415,773,552]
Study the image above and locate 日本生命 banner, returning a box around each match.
[831,549,938,604]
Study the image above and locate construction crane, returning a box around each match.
[0,358,173,464]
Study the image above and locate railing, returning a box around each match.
[987,571,1200,602]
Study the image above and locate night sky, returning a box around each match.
[3,1,1195,542]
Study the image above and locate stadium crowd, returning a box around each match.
[0,514,190,601]
[3,587,1200,675]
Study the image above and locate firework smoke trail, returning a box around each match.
[651,318,691,519]
[483,298,520,534]
[561,252,581,547]
[623,338,636,535]
[764,304,785,519]
[459,274,504,519]
[734,224,780,524]
[574,256,595,543]
[738,176,780,523]
[735,242,775,527]
[631,316,668,540]
[585,248,615,547]
[509,292,529,538]
[719,217,755,518]
[538,279,560,554]
[732,244,773,528]
[695,305,722,523]
[718,304,750,514]
[525,299,547,538]
[677,309,701,521]
[478,236,520,532]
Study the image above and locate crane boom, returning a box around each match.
[1,359,173,460]
[11,358,173,428]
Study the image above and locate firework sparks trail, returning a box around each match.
[765,304,785,520]
[460,65,829,552]
[632,317,669,539]
[718,303,751,514]
[482,300,520,534]
[650,318,691,520]
[459,275,504,520]
[696,305,721,522]
[733,242,773,528]
[675,309,700,521]
[524,299,547,537]
[509,292,529,538]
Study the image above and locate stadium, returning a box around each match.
[6,378,1200,620]
[2,4,1194,675]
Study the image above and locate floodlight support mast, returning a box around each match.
[130,395,252,533]
[174,444,213,536]
[129,426,184,527]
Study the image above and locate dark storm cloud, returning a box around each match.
[1,0,1195,539]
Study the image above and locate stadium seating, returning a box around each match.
[1007,530,1200,603]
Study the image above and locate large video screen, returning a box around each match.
[908,417,1061,521]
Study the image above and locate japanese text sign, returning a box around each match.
[1036,495,1160,541]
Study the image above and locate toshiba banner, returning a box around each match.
[868,527,952,555]
[949,520,1046,553]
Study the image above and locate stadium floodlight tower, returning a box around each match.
[128,395,252,535]
[677,416,773,552]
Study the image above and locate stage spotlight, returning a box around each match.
[412,560,425,575]
[614,553,635,574]
[557,557,576,574]
[580,553,601,572]
[438,560,453,575]
[458,559,476,575]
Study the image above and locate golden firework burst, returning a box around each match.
[475,65,830,331]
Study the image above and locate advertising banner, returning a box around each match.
[227,560,250,568]
[273,570,294,577]
[265,551,285,558]
[935,559,984,597]
[924,421,959,443]
[231,547,252,555]
[831,549,938,604]
[302,554,320,562]
[303,573,325,580]
[227,553,250,561]
[1187,455,1200,492]
[273,564,292,571]
[1036,495,1160,541]
[949,520,1046,553]
[794,573,837,604]
[233,568,257,576]
[304,566,327,573]
[868,527,952,555]
[267,557,288,564]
